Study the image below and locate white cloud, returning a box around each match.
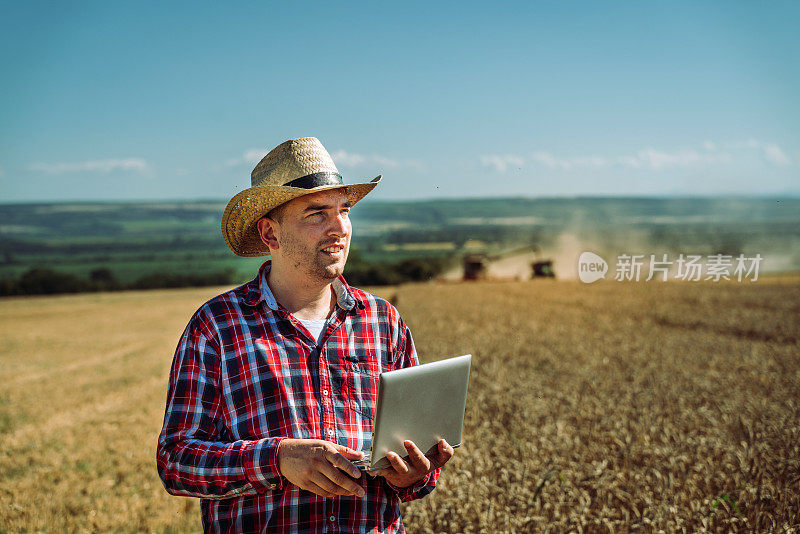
[331,150,367,167]
[223,148,424,172]
[723,139,792,167]
[530,152,570,170]
[29,158,148,174]
[480,154,525,172]
[481,139,800,173]
[762,144,791,166]
[225,148,267,168]
[615,155,641,168]
[525,148,730,171]
[631,148,732,170]
[331,150,425,171]
[243,149,267,164]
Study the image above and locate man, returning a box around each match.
[157,137,454,533]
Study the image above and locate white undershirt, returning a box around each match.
[298,317,329,346]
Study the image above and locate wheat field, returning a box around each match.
[1,277,798,532]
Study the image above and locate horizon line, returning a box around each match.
[2,191,800,207]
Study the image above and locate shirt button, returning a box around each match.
[327,428,334,436]
[323,389,329,396]
[330,515,335,522]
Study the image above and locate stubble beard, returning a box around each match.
[313,244,348,281]
[280,232,349,283]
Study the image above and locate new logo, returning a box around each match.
[578,251,608,283]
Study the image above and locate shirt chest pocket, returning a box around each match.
[344,352,379,420]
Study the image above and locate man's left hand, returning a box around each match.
[367,439,454,488]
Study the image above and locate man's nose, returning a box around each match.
[328,212,350,237]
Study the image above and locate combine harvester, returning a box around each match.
[461,245,555,281]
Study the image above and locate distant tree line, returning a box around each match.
[344,253,450,287]
[0,256,450,297]
[0,267,237,297]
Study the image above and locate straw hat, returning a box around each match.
[221,137,381,256]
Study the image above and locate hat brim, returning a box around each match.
[221,176,381,257]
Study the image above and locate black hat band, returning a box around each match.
[282,172,343,189]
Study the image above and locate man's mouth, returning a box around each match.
[321,244,346,255]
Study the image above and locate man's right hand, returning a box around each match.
[277,439,366,498]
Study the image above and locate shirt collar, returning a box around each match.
[241,260,362,311]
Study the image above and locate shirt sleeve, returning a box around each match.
[156,315,285,500]
[386,314,441,502]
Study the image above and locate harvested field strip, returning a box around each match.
[652,314,798,344]
[6,341,148,387]
[1,373,164,450]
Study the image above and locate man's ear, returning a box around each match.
[257,217,279,250]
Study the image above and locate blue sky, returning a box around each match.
[0,1,798,202]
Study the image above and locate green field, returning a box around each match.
[2,196,799,286]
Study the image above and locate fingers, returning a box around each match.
[386,451,410,474]
[433,439,454,468]
[333,443,365,461]
[324,449,362,479]
[320,448,364,497]
[310,465,365,498]
[305,480,337,498]
[317,465,366,498]
[366,440,456,489]
[403,441,431,472]
[279,439,367,498]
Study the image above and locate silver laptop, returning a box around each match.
[353,354,472,471]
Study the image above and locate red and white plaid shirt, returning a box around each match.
[157,261,439,533]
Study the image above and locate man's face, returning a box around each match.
[268,189,352,282]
